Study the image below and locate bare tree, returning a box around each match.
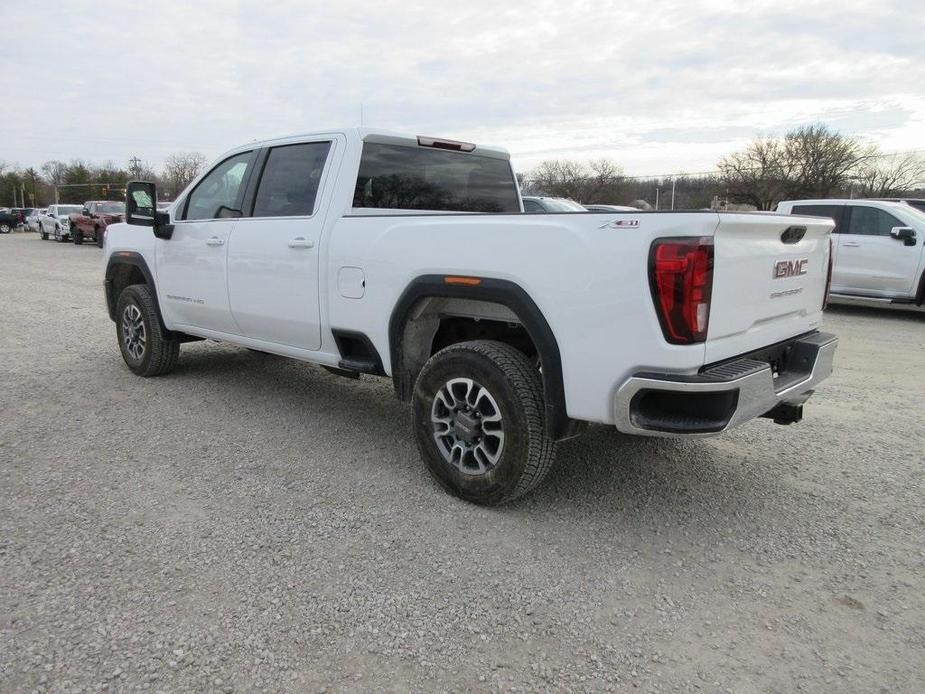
[527,158,625,203]
[41,160,68,186]
[529,159,589,200]
[584,159,625,202]
[853,153,925,197]
[719,124,876,209]
[161,152,207,198]
[717,137,790,210]
[783,124,873,199]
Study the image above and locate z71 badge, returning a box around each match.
[598,219,640,229]
[773,258,808,279]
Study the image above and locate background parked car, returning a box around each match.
[777,198,925,305]
[584,204,639,212]
[26,208,47,232]
[69,201,125,247]
[0,209,19,233]
[521,196,587,212]
[8,208,29,228]
[38,204,83,241]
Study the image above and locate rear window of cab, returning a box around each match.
[353,143,520,213]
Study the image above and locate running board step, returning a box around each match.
[337,358,379,374]
[322,365,360,380]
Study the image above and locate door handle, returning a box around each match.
[842,242,861,247]
[288,237,314,249]
[206,236,224,246]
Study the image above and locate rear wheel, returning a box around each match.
[412,340,556,505]
[115,284,179,377]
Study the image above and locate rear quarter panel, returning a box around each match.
[326,211,721,424]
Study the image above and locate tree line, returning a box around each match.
[523,124,925,210]
[0,153,207,208]
[3,123,922,211]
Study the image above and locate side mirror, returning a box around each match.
[126,181,174,239]
[82,208,90,216]
[890,227,917,246]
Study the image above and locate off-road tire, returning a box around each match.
[115,284,179,377]
[412,340,556,505]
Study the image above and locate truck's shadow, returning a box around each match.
[165,344,785,521]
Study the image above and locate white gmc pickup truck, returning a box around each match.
[104,128,838,504]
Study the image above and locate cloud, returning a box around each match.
[0,0,922,176]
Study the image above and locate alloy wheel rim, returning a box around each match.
[121,305,146,360]
[431,377,505,475]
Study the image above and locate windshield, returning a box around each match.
[55,206,81,215]
[23,208,35,215]
[98,202,125,214]
[904,200,925,214]
[542,198,586,212]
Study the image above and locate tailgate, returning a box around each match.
[705,213,833,363]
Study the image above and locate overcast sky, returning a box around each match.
[2,0,922,176]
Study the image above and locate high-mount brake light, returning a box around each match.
[648,237,714,345]
[444,276,482,286]
[417,136,476,152]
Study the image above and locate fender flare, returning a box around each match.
[388,274,579,440]
[104,252,172,339]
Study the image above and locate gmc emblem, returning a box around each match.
[774,258,808,279]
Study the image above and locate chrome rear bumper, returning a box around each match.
[613,332,838,436]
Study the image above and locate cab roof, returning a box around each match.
[235,127,512,161]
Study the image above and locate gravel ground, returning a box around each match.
[1,232,923,693]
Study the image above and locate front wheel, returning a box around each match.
[0,223,10,234]
[412,340,556,505]
[115,284,179,377]
[73,227,82,244]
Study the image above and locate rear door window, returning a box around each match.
[353,142,520,213]
[791,204,843,233]
[252,142,331,218]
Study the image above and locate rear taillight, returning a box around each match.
[649,237,714,344]
[823,236,834,309]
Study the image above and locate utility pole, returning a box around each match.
[128,156,142,178]
[655,187,660,210]
[670,179,676,210]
